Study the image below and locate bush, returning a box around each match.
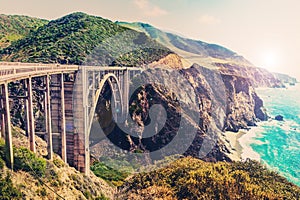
[53,158,65,168]
[91,161,130,186]
[13,147,46,178]
[0,172,23,199]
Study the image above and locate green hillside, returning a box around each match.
[117,22,251,66]
[0,14,47,49]
[0,13,172,66]
[119,157,300,199]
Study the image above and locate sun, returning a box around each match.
[260,51,280,71]
[264,53,276,67]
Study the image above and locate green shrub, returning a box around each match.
[53,158,65,168]
[91,161,130,186]
[13,147,46,178]
[0,172,23,199]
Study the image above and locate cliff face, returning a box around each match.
[94,63,267,162]
[147,53,184,69]
[221,74,267,132]
[216,63,284,88]
[273,72,298,85]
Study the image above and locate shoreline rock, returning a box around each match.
[275,115,284,121]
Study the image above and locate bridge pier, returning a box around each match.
[50,74,67,162]
[26,77,36,153]
[0,83,13,169]
[121,69,129,121]
[60,74,67,162]
[73,70,89,174]
[45,75,53,160]
[23,80,30,137]
[0,93,5,139]
[65,76,76,167]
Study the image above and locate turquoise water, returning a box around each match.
[252,84,300,186]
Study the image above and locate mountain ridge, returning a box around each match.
[0,14,48,49]
[0,12,172,66]
[117,21,297,87]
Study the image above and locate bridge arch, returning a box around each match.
[88,73,123,136]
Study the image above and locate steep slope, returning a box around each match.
[0,13,172,66]
[117,22,248,65]
[0,127,115,200]
[117,22,285,87]
[0,14,47,49]
[118,157,300,199]
[273,72,298,85]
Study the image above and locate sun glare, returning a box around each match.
[261,51,280,71]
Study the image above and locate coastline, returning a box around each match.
[223,130,246,161]
[224,127,262,162]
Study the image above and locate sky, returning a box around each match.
[1,0,300,79]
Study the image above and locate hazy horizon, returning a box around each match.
[1,0,300,79]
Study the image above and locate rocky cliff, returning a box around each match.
[91,62,267,163]
[216,63,284,88]
[273,72,298,85]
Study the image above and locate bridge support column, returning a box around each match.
[23,80,30,137]
[0,95,5,139]
[65,75,76,167]
[26,77,36,153]
[73,69,89,174]
[50,74,67,162]
[83,69,90,175]
[50,73,67,162]
[1,83,13,169]
[45,75,53,160]
[121,69,129,121]
[61,74,67,163]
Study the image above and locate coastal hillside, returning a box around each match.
[0,127,115,199]
[118,22,288,87]
[273,72,298,85]
[118,157,300,199]
[0,12,172,66]
[0,14,47,49]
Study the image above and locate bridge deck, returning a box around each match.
[0,62,140,84]
[0,62,78,84]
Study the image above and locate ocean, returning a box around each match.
[239,83,300,186]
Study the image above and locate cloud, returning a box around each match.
[198,15,221,25]
[133,0,168,17]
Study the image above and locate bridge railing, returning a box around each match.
[0,62,79,77]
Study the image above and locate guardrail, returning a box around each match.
[0,62,142,83]
[0,62,79,77]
